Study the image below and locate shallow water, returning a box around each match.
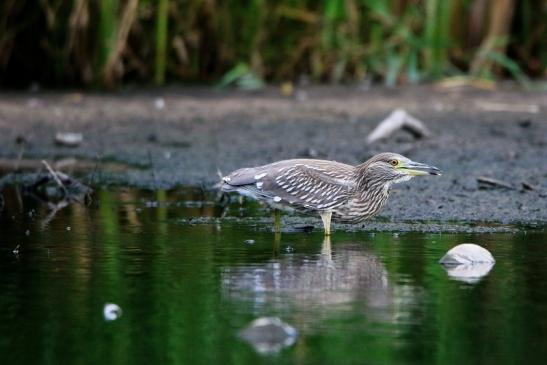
[0,187,546,365]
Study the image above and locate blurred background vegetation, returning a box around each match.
[0,0,545,89]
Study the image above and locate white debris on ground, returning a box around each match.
[366,109,431,143]
[55,132,83,147]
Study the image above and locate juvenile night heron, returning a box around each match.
[221,152,440,235]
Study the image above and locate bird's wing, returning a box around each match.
[243,160,357,211]
[270,162,355,210]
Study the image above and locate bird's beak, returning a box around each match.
[399,160,441,176]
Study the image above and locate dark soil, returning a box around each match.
[0,85,546,228]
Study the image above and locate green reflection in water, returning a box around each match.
[0,187,546,365]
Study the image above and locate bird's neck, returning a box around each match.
[354,165,391,198]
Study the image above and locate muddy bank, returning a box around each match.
[0,85,546,227]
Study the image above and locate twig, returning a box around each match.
[41,160,67,191]
[147,150,158,184]
[475,101,539,114]
[41,200,69,229]
[86,154,102,186]
[477,176,514,190]
[521,181,535,191]
[14,144,26,171]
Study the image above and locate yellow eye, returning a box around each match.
[389,159,398,166]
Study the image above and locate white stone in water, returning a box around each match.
[273,196,282,202]
[439,243,495,265]
[103,303,122,321]
[239,317,298,354]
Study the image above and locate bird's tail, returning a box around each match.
[213,168,235,192]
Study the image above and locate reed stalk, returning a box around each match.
[0,0,542,87]
[155,0,169,85]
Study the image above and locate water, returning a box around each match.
[0,187,546,365]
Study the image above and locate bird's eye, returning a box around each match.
[389,159,398,166]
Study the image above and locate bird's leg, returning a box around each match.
[319,211,333,236]
[273,208,282,233]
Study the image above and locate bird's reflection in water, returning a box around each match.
[222,237,392,320]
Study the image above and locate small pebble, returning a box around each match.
[15,135,27,145]
[295,90,308,102]
[55,132,83,147]
[518,119,532,128]
[244,239,255,245]
[103,303,122,321]
[154,98,165,110]
[27,98,42,108]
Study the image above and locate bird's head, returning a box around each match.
[359,152,441,184]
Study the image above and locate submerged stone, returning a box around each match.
[239,317,298,354]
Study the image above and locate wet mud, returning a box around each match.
[0,85,546,230]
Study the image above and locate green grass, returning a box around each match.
[97,0,120,77]
[155,0,169,85]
